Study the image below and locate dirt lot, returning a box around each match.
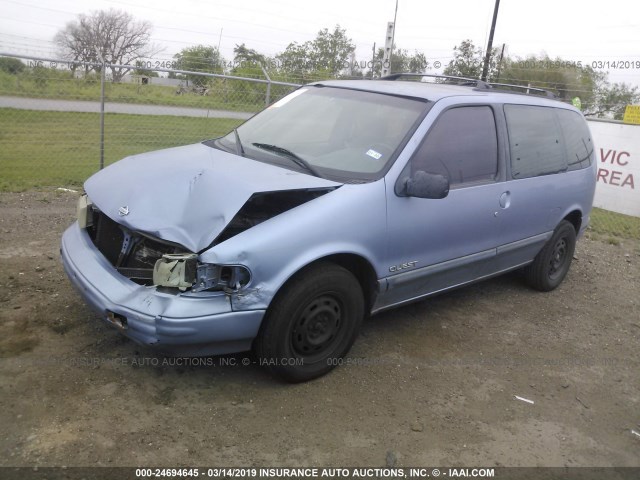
[0,190,639,468]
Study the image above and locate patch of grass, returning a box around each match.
[0,69,296,112]
[590,207,640,240]
[0,108,242,191]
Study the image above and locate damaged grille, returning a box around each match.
[88,212,188,285]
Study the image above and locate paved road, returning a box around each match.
[0,96,254,119]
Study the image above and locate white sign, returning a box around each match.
[588,120,639,217]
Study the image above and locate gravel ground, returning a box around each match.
[0,190,639,468]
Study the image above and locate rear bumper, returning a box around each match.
[60,222,264,356]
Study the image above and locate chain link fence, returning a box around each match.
[0,53,299,190]
[0,53,638,243]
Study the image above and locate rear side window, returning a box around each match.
[556,109,594,171]
[505,105,567,179]
[411,106,498,186]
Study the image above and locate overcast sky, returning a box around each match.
[1,0,638,85]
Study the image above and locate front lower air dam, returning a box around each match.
[60,223,266,357]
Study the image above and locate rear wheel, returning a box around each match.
[255,263,364,383]
[524,220,576,291]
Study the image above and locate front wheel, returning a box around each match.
[254,263,364,383]
[524,220,576,291]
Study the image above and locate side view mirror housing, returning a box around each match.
[400,170,450,199]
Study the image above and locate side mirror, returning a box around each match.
[401,170,450,199]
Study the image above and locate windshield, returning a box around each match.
[209,85,430,182]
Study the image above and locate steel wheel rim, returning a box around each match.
[548,237,568,280]
[291,295,343,361]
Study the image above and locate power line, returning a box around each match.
[0,0,77,16]
[0,0,490,58]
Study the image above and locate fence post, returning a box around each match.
[261,65,271,107]
[99,61,106,170]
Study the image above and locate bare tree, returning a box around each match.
[54,9,159,82]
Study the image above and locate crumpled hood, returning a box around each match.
[85,143,340,252]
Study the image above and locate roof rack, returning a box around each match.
[487,82,556,98]
[380,73,490,89]
[380,73,557,99]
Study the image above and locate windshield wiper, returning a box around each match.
[252,142,322,178]
[234,129,245,157]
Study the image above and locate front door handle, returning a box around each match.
[499,191,511,209]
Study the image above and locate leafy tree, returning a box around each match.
[276,42,314,79]
[311,25,355,76]
[367,47,429,78]
[499,55,588,97]
[0,57,25,74]
[230,44,271,105]
[276,25,355,80]
[231,43,271,79]
[233,43,266,68]
[499,55,639,118]
[590,79,639,120]
[173,45,224,86]
[54,9,159,82]
[443,39,499,80]
[408,52,429,73]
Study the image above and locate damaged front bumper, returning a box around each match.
[61,222,265,356]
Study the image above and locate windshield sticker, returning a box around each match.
[269,88,308,108]
[366,149,383,160]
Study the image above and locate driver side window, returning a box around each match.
[411,106,498,186]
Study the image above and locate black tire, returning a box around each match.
[255,263,364,383]
[524,220,576,292]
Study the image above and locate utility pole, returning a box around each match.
[381,23,395,77]
[371,42,376,79]
[481,0,500,82]
[381,0,399,77]
[389,0,398,72]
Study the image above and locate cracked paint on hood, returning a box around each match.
[84,143,340,252]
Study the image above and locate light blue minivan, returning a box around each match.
[61,75,596,382]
